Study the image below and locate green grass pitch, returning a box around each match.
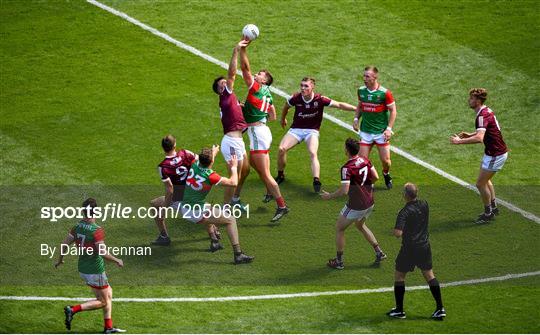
[1,0,539,333]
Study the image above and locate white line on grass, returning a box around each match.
[86,0,539,224]
[1,271,538,302]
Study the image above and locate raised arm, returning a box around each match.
[451,129,485,144]
[320,182,349,200]
[226,46,240,91]
[330,100,356,112]
[218,155,238,187]
[239,41,254,88]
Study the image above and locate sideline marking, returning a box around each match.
[1,271,538,302]
[86,0,539,224]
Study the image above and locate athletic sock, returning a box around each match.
[394,281,405,311]
[232,195,240,202]
[336,251,343,262]
[484,205,492,215]
[71,304,82,314]
[104,318,113,329]
[428,278,443,310]
[383,169,389,175]
[232,244,242,255]
[313,177,320,182]
[276,196,286,208]
[160,231,168,238]
[277,170,284,177]
[491,199,497,209]
[373,244,382,254]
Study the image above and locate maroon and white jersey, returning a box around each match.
[340,156,375,210]
[220,86,247,134]
[475,106,507,156]
[158,149,197,201]
[287,93,333,130]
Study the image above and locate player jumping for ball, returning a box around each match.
[55,198,125,334]
[238,39,289,222]
[321,138,387,269]
[212,43,251,212]
[451,88,508,224]
[276,76,356,192]
[353,66,397,190]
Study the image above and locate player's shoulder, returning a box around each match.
[289,92,302,101]
[358,85,367,91]
[378,85,389,93]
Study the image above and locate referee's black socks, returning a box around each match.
[394,281,405,311]
[428,278,443,310]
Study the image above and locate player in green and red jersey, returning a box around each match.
[238,39,289,223]
[353,66,397,189]
[181,145,254,264]
[54,198,125,334]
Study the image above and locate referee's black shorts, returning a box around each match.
[395,243,432,273]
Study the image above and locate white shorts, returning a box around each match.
[221,135,246,161]
[481,152,508,172]
[180,203,211,224]
[359,131,389,147]
[287,128,319,143]
[247,124,272,153]
[340,204,374,220]
[80,272,109,289]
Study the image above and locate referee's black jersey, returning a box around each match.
[395,199,430,247]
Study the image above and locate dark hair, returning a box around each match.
[345,137,360,155]
[469,88,488,103]
[260,69,273,86]
[198,148,213,168]
[301,77,316,85]
[161,134,176,152]
[213,76,225,94]
[364,65,379,73]
[403,183,418,200]
[82,198,97,218]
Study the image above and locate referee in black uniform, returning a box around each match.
[386,183,446,320]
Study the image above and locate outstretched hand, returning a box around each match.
[227,154,238,169]
[238,39,251,48]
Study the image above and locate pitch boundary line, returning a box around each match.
[1,271,538,302]
[86,0,539,224]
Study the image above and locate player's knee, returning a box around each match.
[309,151,318,160]
[278,146,288,155]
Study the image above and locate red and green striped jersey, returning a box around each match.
[183,161,222,206]
[243,80,273,123]
[69,221,105,274]
[357,84,395,134]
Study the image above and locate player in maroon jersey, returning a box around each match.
[321,138,387,269]
[276,77,356,192]
[212,42,250,212]
[451,88,508,224]
[149,134,220,246]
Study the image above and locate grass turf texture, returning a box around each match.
[0,0,539,333]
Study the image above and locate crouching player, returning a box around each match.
[54,198,125,334]
[321,138,387,269]
[181,145,254,264]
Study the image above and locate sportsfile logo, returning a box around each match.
[40,203,247,222]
